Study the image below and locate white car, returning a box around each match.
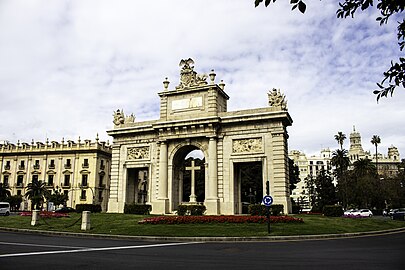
[354,209,373,217]
[0,202,10,216]
[344,209,358,216]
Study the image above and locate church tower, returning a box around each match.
[348,126,366,161]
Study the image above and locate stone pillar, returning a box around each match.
[31,210,40,226]
[156,141,169,213]
[205,137,219,214]
[81,211,91,230]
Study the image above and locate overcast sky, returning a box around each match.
[0,0,404,158]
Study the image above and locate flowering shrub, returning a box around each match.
[19,211,69,218]
[138,215,304,225]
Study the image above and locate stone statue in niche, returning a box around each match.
[232,138,263,153]
[176,58,208,89]
[268,88,287,110]
[127,146,150,160]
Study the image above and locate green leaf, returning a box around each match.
[265,0,271,7]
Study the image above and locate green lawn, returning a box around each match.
[0,213,404,237]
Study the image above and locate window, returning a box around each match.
[48,175,54,186]
[64,190,69,197]
[99,175,104,187]
[81,174,88,187]
[33,160,40,170]
[98,191,103,201]
[3,175,9,186]
[4,161,10,170]
[100,160,105,170]
[65,159,71,169]
[83,158,89,168]
[19,160,25,170]
[80,190,87,200]
[17,175,23,187]
[64,175,70,187]
[49,159,55,169]
[17,190,21,196]
[32,175,38,182]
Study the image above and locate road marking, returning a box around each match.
[0,242,201,258]
[0,241,85,249]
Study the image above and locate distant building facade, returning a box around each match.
[0,137,111,211]
[289,148,332,209]
[348,127,400,176]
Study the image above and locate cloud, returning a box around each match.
[0,0,404,158]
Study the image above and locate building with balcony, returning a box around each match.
[0,136,112,211]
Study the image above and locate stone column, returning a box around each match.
[155,141,169,214]
[158,141,168,200]
[208,137,218,198]
[205,137,219,214]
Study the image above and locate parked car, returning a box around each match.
[392,209,405,221]
[355,209,373,217]
[0,202,10,216]
[388,209,399,216]
[54,206,76,213]
[344,209,358,216]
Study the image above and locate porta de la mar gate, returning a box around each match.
[107,59,293,215]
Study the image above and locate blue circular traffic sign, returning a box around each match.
[262,195,273,206]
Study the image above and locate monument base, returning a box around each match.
[204,198,219,215]
[151,199,170,214]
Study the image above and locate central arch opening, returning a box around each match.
[172,146,205,209]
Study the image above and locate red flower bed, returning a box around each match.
[138,215,304,225]
[19,211,69,218]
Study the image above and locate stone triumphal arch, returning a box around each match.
[107,59,293,214]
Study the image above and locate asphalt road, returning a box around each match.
[0,231,404,270]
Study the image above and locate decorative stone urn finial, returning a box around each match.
[209,69,216,84]
[219,80,225,90]
[163,77,170,90]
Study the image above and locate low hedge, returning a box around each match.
[124,203,152,215]
[75,204,102,213]
[139,215,304,225]
[248,204,284,216]
[177,204,206,216]
[322,205,344,217]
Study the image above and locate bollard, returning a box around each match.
[81,211,91,231]
[31,210,40,226]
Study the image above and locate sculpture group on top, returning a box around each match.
[176,58,209,90]
[268,88,287,111]
[113,109,135,128]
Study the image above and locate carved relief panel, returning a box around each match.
[232,138,263,153]
[127,146,150,160]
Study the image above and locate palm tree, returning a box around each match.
[371,135,381,173]
[25,179,50,210]
[352,158,376,178]
[0,183,11,201]
[331,149,351,208]
[334,131,346,150]
[352,158,379,208]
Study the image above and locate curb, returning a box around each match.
[1,226,405,242]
